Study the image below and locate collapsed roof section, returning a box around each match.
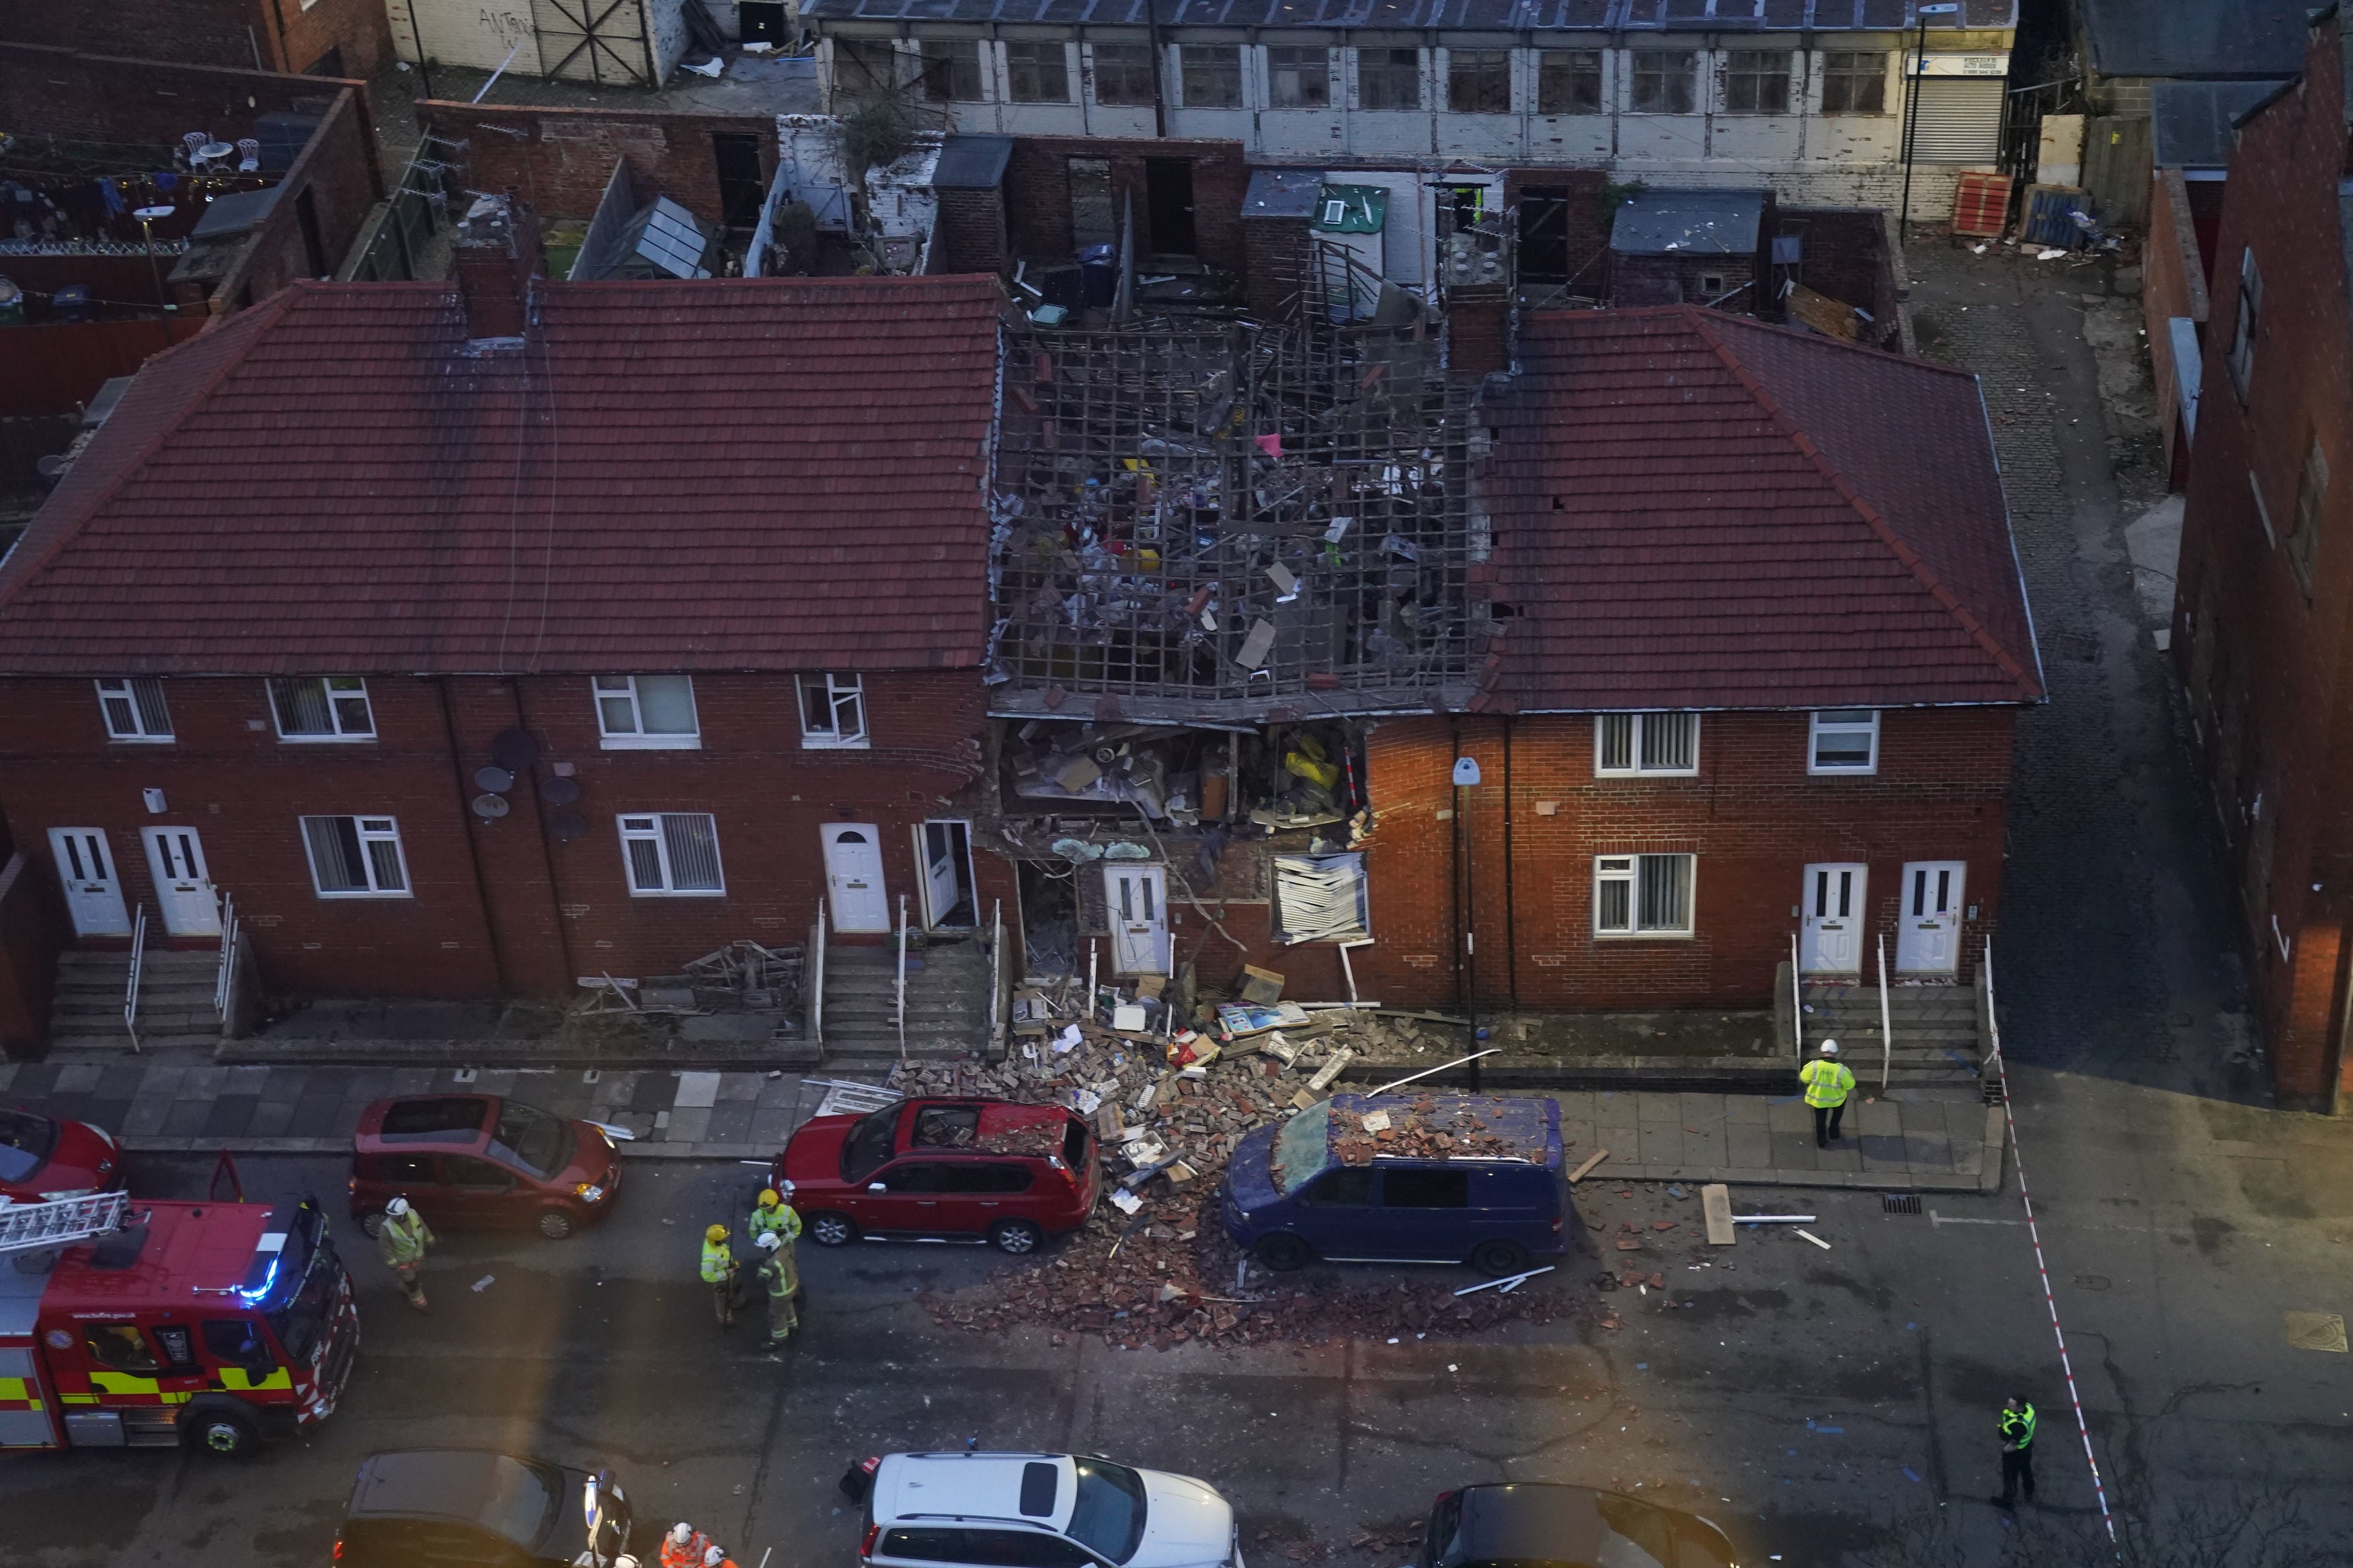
[986,249,1490,724]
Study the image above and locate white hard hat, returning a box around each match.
[671,1524,694,1545]
[706,1549,727,1567]
[385,1196,411,1217]
[1819,1039,1840,1056]
[775,1178,795,1200]
[756,1231,781,1251]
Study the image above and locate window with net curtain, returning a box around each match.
[595,675,699,748]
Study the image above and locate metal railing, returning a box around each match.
[809,900,827,1050]
[122,905,146,1054]
[1876,934,1895,1090]
[1789,932,1803,1059]
[986,898,1005,1053]
[895,895,910,1059]
[214,891,241,1020]
[1981,936,2002,1075]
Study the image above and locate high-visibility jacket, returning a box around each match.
[1999,1403,2037,1448]
[699,1239,735,1285]
[1800,1057,1856,1108]
[748,1202,802,1245]
[378,1210,434,1268]
[756,1253,795,1300]
[660,1532,709,1568]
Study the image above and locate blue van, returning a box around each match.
[1220,1093,1579,1276]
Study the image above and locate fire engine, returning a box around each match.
[0,1188,359,1455]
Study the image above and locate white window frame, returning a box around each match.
[1593,852,1696,938]
[2228,247,2260,399]
[618,813,727,897]
[1808,710,1880,774]
[94,677,173,742]
[1593,712,1700,776]
[797,673,870,749]
[593,675,703,751]
[300,815,411,899]
[269,676,374,741]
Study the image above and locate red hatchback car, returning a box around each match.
[350,1095,623,1240]
[0,1108,123,1204]
[776,1098,1099,1255]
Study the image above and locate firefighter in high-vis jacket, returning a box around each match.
[699,1225,740,1328]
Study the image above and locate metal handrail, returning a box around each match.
[895,895,909,1059]
[1877,934,1895,1090]
[987,898,1004,1051]
[1789,931,1802,1059]
[809,900,827,1049]
[123,905,145,1054]
[1981,936,2001,1073]
[214,891,239,1017]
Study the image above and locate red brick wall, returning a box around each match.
[1317,708,2018,1013]
[2171,13,2353,1108]
[1502,168,1613,288]
[212,86,385,306]
[1003,137,1248,273]
[0,852,66,1052]
[0,0,388,77]
[0,671,1006,1003]
[419,102,781,226]
[935,188,1008,275]
[2143,167,2208,482]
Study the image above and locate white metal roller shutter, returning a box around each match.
[1909,77,2005,163]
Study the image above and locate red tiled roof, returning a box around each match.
[0,276,1003,675]
[1476,306,2042,712]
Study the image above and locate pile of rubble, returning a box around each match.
[889,995,1587,1351]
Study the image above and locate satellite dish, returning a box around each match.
[35,454,66,479]
[548,811,587,842]
[132,205,175,222]
[539,776,582,806]
[474,765,515,794]
[470,793,511,819]
[490,728,539,771]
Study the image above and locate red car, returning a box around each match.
[349,1095,623,1240]
[0,1107,122,1204]
[776,1098,1099,1255]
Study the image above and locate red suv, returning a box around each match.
[776,1098,1099,1255]
[350,1095,623,1240]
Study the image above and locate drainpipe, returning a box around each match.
[508,679,580,993]
[436,677,514,996]
[1502,720,1517,1008]
[2327,911,2352,1116]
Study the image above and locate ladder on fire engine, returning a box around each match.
[0,1191,130,1256]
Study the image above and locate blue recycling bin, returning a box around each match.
[1078,243,1116,308]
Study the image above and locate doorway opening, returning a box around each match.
[738,1,790,46]
[1517,186,1572,281]
[1016,860,1079,979]
[1144,158,1197,257]
[713,132,766,230]
[916,820,979,928]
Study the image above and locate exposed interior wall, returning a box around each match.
[418,101,778,226]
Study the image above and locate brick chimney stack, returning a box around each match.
[452,187,544,339]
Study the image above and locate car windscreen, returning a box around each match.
[487,1102,572,1178]
[475,1456,561,1547]
[0,1110,58,1184]
[253,1198,337,1362]
[842,1107,901,1184]
[1271,1100,1334,1194]
[1065,1458,1149,1564]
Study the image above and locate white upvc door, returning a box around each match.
[822,823,891,932]
[1895,860,1966,975]
[48,828,131,938]
[1106,864,1170,975]
[1800,862,1867,975]
[141,826,221,938]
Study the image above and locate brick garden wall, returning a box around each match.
[1002,136,1249,272]
[420,101,781,225]
[0,671,1009,1003]
[0,0,391,79]
[2142,168,2208,485]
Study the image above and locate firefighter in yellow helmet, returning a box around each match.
[699,1223,741,1328]
[748,1184,801,1247]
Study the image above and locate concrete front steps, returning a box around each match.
[1800,980,1988,1088]
[51,948,222,1051]
[817,936,992,1069]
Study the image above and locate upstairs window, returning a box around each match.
[798,673,869,749]
[302,815,409,897]
[2229,249,2260,399]
[1006,40,1070,103]
[1819,50,1886,114]
[1266,45,1332,108]
[1447,49,1512,114]
[1091,42,1156,106]
[1631,49,1698,113]
[1357,48,1422,111]
[1720,50,1792,114]
[1595,853,1695,936]
[834,38,901,96]
[271,676,373,741]
[594,675,701,750]
[2289,436,2329,595]
[95,677,172,741]
[1595,712,1699,776]
[1537,49,1602,114]
[1808,710,1880,774]
[1179,44,1242,108]
[620,813,725,896]
[921,40,985,102]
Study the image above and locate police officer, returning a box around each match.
[753,1231,798,1355]
[1800,1039,1857,1148]
[1995,1394,2037,1509]
[376,1196,436,1314]
[700,1224,740,1328]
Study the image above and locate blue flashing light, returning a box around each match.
[236,1254,282,1304]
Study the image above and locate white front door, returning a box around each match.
[48,827,131,938]
[822,824,890,932]
[1800,863,1867,975]
[918,820,971,929]
[1895,860,1966,975]
[1106,864,1170,975]
[141,825,221,938]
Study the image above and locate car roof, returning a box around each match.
[361,1095,497,1147]
[348,1449,553,1522]
[873,1452,1076,1535]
